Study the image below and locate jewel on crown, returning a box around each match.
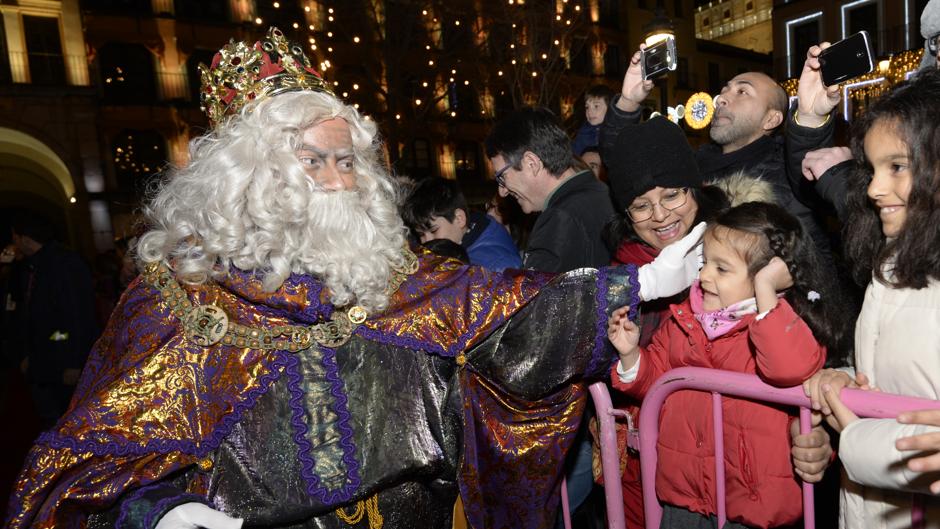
[199,27,333,126]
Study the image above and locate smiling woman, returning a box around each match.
[603,117,724,265]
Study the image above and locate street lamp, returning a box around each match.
[643,7,674,113]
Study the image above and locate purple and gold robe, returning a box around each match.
[5,249,638,529]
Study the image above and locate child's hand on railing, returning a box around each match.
[789,412,833,483]
[896,409,940,494]
[803,369,869,415]
[820,382,860,433]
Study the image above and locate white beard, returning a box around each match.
[288,189,405,313]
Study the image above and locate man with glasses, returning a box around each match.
[485,107,616,273]
[485,107,616,525]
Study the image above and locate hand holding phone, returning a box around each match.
[819,31,874,86]
[641,36,677,81]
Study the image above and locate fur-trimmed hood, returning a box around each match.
[707,170,777,207]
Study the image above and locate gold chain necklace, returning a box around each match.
[143,249,418,350]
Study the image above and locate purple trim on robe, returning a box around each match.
[585,265,640,377]
[284,350,362,505]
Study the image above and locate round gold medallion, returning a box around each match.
[684,92,715,130]
[347,305,368,324]
[183,304,229,347]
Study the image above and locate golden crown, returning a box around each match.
[199,27,334,126]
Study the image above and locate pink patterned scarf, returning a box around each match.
[688,280,758,340]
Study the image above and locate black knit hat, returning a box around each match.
[605,117,702,211]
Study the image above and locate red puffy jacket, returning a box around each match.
[611,298,825,528]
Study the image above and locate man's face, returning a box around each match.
[419,213,466,244]
[585,97,608,126]
[582,151,602,178]
[297,118,357,191]
[491,153,543,214]
[709,73,778,151]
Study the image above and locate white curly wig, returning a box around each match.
[136,90,408,313]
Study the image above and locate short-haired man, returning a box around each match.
[604,46,833,258]
[485,107,616,273]
[402,177,522,271]
[485,107,616,522]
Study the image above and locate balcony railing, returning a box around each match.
[5,51,90,86]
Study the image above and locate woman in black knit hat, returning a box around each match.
[595,117,773,529]
[603,118,731,342]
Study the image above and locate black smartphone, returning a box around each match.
[819,31,875,86]
[641,36,677,81]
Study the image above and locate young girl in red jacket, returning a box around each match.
[609,201,852,529]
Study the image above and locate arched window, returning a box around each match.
[99,43,156,104]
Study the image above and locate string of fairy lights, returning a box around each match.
[109,1,928,174]
[242,0,589,120]
[781,48,925,120]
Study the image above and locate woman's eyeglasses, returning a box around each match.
[627,188,691,223]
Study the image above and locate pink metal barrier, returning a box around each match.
[560,383,632,529]
[637,367,940,529]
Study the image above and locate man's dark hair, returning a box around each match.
[581,146,601,156]
[401,177,468,234]
[11,214,54,244]
[484,107,574,177]
[585,84,615,105]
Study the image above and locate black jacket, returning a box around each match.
[18,242,97,383]
[602,97,833,259]
[523,170,615,273]
[786,110,851,221]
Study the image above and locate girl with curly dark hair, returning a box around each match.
[608,201,849,529]
[803,68,940,526]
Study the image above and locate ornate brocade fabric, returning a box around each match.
[5,250,639,529]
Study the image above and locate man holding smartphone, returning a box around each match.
[602,45,834,264]
[794,0,940,220]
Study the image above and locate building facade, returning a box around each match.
[0,0,771,257]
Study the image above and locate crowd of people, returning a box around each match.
[4,2,940,528]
